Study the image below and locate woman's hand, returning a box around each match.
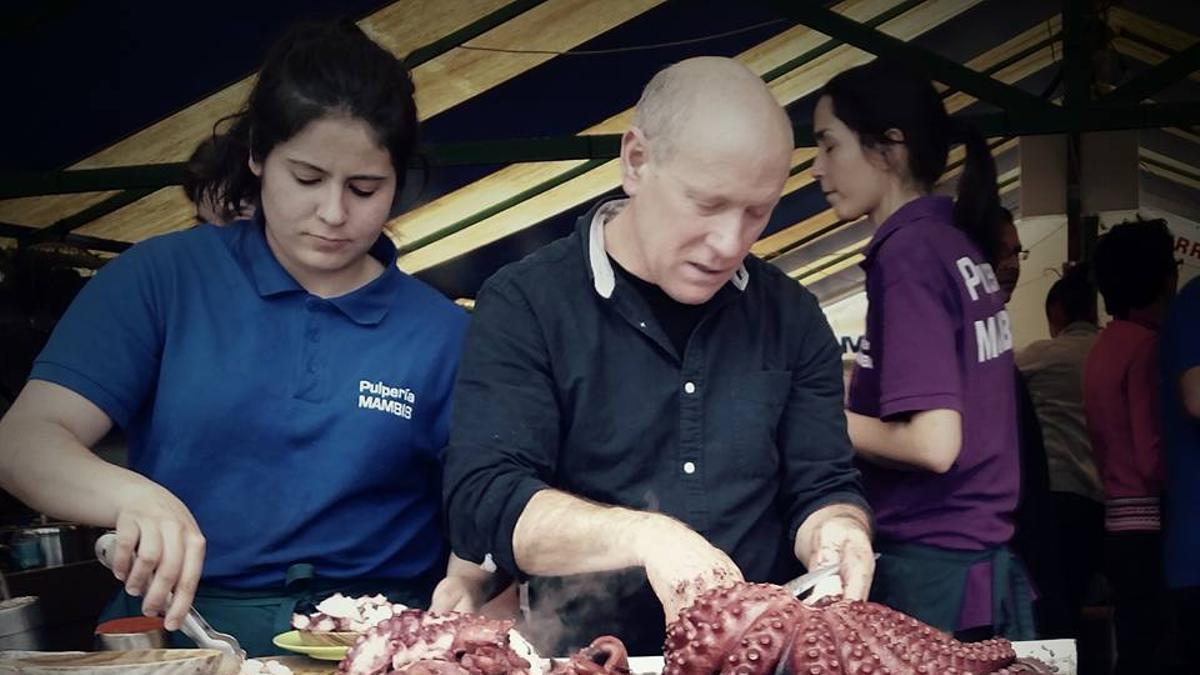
[111,484,206,631]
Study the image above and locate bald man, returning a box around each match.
[443,57,874,654]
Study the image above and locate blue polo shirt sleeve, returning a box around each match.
[1165,277,1200,380]
[874,229,962,419]
[30,241,167,428]
[443,274,557,578]
[778,287,872,541]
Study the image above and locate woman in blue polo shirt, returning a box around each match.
[0,20,480,656]
[812,60,1031,640]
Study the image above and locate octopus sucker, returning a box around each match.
[663,583,1056,675]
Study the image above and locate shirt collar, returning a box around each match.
[1061,321,1099,336]
[580,197,750,299]
[235,213,400,326]
[863,194,955,260]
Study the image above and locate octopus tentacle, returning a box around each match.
[665,585,1055,675]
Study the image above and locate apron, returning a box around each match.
[870,540,1037,640]
[99,563,440,657]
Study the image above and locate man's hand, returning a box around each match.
[794,504,874,602]
[430,553,495,613]
[430,575,488,613]
[635,515,744,623]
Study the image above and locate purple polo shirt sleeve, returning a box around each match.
[442,274,555,579]
[30,241,166,428]
[873,227,963,419]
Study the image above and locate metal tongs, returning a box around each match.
[94,533,245,670]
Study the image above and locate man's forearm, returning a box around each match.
[793,502,872,565]
[512,489,668,577]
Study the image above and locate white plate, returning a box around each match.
[626,656,664,674]
[600,643,1073,675]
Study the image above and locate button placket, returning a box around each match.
[296,296,329,401]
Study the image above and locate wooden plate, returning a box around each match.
[0,648,222,674]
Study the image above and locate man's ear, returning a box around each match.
[619,127,651,197]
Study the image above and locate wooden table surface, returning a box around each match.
[272,656,339,674]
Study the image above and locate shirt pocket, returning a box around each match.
[724,370,792,477]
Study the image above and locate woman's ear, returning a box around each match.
[876,127,909,174]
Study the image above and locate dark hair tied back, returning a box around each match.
[189,18,418,220]
[819,59,1003,262]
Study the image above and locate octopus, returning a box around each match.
[662,582,1056,674]
[338,581,1056,675]
[337,608,629,675]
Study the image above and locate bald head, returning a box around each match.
[632,57,793,165]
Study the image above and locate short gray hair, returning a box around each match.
[632,64,695,163]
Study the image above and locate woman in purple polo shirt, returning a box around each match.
[812,60,1031,640]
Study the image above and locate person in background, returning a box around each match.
[1160,272,1200,674]
[1084,217,1178,675]
[0,19,484,656]
[1015,264,1102,639]
[993,207,1023,301]
[820,59,1033,640]
[992,208,1064,638]
[444,56,873,656]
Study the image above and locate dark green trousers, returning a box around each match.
[98,564,438,657]
[870,540,1037,641]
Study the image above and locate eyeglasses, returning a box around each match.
[1005,246,1030,261]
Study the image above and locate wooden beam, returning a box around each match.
[389,0,909,258]
[1110,37,1200,88]
[1142,162,1200,192]
[395,0,984,273]
[776,2,1058,116]
[1108,7,1199,54]
[0,222,131,254]
[0,0,660,235]
[1104,41,1200,103]
[1140,148,1200,186]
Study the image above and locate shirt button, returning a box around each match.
[683,461,696,475]
[683,381,696,394]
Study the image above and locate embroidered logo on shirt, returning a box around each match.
[358,380,415,420]
[953,256,1014,363]
[974,309,1014,363]
[955,257,1001,301]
